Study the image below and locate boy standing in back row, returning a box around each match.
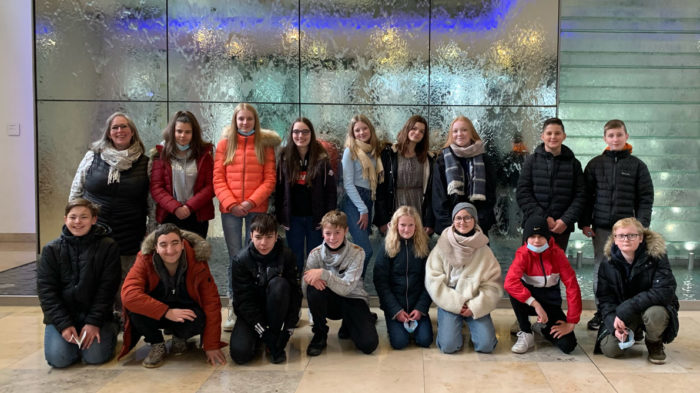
[579,119,654,330]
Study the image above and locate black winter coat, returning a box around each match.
[231,240,302,330]
[432,149,497,234]
[595,229,679,351]
[275,152,336,229]
[580,148,653,230]
[516,144,585,231]
[373,239,432,318]
[374,144,435,229]
[37,224,120,332]
[83,153,150,255]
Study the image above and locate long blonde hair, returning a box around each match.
[223,103,264,165]
[443,115,481,148]
[344,114,382,159]
[384,206,429,258]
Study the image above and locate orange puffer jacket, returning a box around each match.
[213,128,281,213]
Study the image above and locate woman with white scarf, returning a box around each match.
[341,114,384,279]
[69,112,150,281]
[425,202,502,354]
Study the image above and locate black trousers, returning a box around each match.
[306,286,378,354]
[509,295,577,354]
[128,304,206,344]
[163,214,209,239]
[229,276,293,364]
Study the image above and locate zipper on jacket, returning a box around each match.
[609,155,618,226]
[539,253,547,287]
[404,239,409,311]
[241,136,248,203]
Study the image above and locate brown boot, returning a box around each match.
[142,342,167,368]
[645,340,666,364]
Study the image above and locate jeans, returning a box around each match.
[592,227,612,305]
[384,312,433,349]
[436,307,497,354]
[44,322,118,368]
[221,212,261,298]
[599,305,670,358]
[510,295,577,354]
[341,187,373,278]
[286,215,323,276]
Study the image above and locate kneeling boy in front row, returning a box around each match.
[304,210,379,356]
[229,214,302,364]
[505,215,582,354]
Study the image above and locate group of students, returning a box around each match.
[37,104,679,369]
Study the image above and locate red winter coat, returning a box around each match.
[118,231,226,359]
[504,238,582,324]
[213,128,280,213]
[150,144,215,223]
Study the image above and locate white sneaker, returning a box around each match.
[511,331,535,354]
[223,304,235,332]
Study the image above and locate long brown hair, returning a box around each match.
[443,115,481,148]
[281,117,327,188]
[161,110,209,160]
[222,103,264,165]
[396,115,429,163]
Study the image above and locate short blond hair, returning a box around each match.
[320,210,348,230]
[612,217,644,236]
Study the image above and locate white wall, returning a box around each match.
[0,1,36,234]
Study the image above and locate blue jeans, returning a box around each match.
[221,212,261,298]
[286,215,323,276]
[384,313,434,349]
[436,307,497,354]
[341,187,373,278]
[44,322,118,368]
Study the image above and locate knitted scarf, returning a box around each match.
[438,225,490,268]
[443,140,486,201]
[348,139,384,200]
[100,143,144,184]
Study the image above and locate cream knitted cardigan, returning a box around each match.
[425,228,503,319]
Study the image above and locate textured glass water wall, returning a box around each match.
[559,0,700,258]
[35,0,558,267]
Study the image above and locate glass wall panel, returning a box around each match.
[430,0,558,106]
[37,101,167,247]
[36,0,167,100]
[168,0,299,102]
[300,0,430,105]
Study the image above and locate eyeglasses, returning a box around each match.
[453,215,474,223]
[614,233,640,241]
[110,124,129,131]
[292,129,311,135]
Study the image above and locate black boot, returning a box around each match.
[307,325,328,356]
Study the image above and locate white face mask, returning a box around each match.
[527,242,549,254]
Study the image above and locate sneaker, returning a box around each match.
[532,322,546,336]
[142,342,167,368]
[223,304,235,332]
[587,312,602,331]
[306,332,327,356]
[510,320,520,335]
[511,331,535,354]
[646,340,666,364]
[170,336,188,356]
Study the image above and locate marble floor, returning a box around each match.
[1,307,699,393]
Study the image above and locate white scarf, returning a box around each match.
[100,143,143,184]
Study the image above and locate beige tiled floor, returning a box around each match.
[1,306,699,393]
[0,242,36,272]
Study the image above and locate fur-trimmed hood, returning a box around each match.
[220,126,282,148]
[140,229,211,261]
[604,228,666,259]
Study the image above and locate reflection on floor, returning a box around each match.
[1,307,699,392]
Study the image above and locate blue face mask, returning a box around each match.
[618,329,635,350]
[527,242,549,254]
[238,128,255,137]
[177,144,190,151]
[403,320,418,333]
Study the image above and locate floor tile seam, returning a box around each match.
[580,343,621,393]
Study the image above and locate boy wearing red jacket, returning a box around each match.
[505,215,582,354]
